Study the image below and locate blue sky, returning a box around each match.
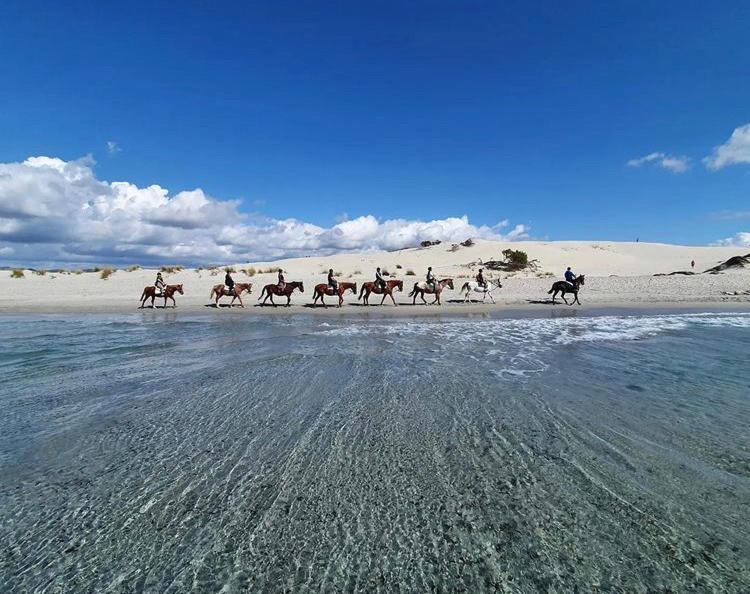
[0,1,749,265]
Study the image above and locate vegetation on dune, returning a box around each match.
[352,269,361,275]
[405,269,416,276]
[241,267,256,277]
[224,266,236,274]
[10,269,24,278]
[160,265,183,273]
[126,265,141,272]
[100,268,116,280]
[261,267,281,273]
[33,269,47,276]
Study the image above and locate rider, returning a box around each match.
[375,267,386,292]
[224,270,235,295]
[277,269,286,291]
[426,266,437,292]
[476,268,486,288]
[154,272,166,296]
[327,268,338,293]
[564,267,576,283]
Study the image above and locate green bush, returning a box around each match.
[502,248,528,269]
[10,269,24,278]
[100,268,116,280]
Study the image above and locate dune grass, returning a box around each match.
[100,268,116,280]
[126,265,141,272]
[160,265,183,274]
[241,267,256,277]
[10,269,24,278]
[405,269,416,276]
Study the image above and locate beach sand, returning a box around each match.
[2,240,749,314]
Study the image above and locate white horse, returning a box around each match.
[459,280,502,303]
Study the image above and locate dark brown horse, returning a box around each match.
[312,282,357,308]
[258,281,304,307]
[548,275,585,305]
[409,278,454,305]
[139,284,184,308]
[209,282,252,307]
[358,279,403,306]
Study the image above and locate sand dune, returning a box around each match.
[1,240,749,313]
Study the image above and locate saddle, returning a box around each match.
[223,288,236,296]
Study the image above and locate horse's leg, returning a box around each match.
[237,294,244,308]
[551,290,557,305]
[286,294,291,307]
[389,291,397,306]
[561,292,569,305]
[573,291,580,305]
[421,291,428,305]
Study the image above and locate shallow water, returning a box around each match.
[1,311,749,593]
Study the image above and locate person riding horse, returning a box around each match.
[375,267,386,292]
[277,269,286,291]
[327,268,338,293]
[154,272,166,296]
[565,267,576,283]
[476,268,486,288]
[224,270,235,295]
[426,267,437,293]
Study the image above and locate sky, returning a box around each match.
[0,1,749,266]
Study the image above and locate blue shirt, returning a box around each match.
[564,270,576,282]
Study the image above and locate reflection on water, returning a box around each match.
[1,312,749,592]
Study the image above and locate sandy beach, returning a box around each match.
[2,240,749,314]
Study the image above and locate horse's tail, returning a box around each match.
[258,286,266,300]
[358,285,364,300]
[461,281,469,294]
[547,286,555,294]
[209,287,215,300]
[140,288,147,301]
[408,283,418,297]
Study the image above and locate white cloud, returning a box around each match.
[0,155,528,266]
[106,141,120,154]
[703,123,750,171]
[713,232,750,248]
[627,152,690,173]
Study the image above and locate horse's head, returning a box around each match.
[577,275,585,286]
[443,278,454,290]
[396,280,403,292]
[297,281,304,293]
[351,282,357,294]
[176,284,184,294]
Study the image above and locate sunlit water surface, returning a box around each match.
[1,311,749,592]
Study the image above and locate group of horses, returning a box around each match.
[139,275,585,308]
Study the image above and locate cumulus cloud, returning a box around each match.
[703,123,750,171]
[713,232,750,248]
[627,152,690,173]
[0,156,528,266]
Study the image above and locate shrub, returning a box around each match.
[209,268,219,276]
[10,269,24,278]
[352,269,362,275]
[262,267,281,273]
[502,249,528,269]
[420,240,441,247]
[33,269,47,276]
[100,268,115,280]
[241,267,256,277]
[405,269,416,276]
[395,264,402,269]
[160,265,183,273]
[126,265,141,272]
[73,270,83,275]
[461,238,474,247]
[382,269,391,276]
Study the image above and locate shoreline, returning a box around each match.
[2,300,749,320]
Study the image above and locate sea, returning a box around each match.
[1,310,748,592]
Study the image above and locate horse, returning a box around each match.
[258,281,304,307]
[548,275,585,305]
[460,280,502,303]
[409,278,454,305]
[209,282,252,307]
[312,282,357,308]
[139,284,184,308]
[358,279,404,306]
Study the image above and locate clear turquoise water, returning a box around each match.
[1,311,748,592]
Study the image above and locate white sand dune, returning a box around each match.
[2,240,749,313]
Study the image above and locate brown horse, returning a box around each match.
[358,279,403,306]
[258,281,304,307]
[139,284,184,308]
[548,275,585,305]
[409,278,454,305]
[312,282,357,308]
[209,283,252,307]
